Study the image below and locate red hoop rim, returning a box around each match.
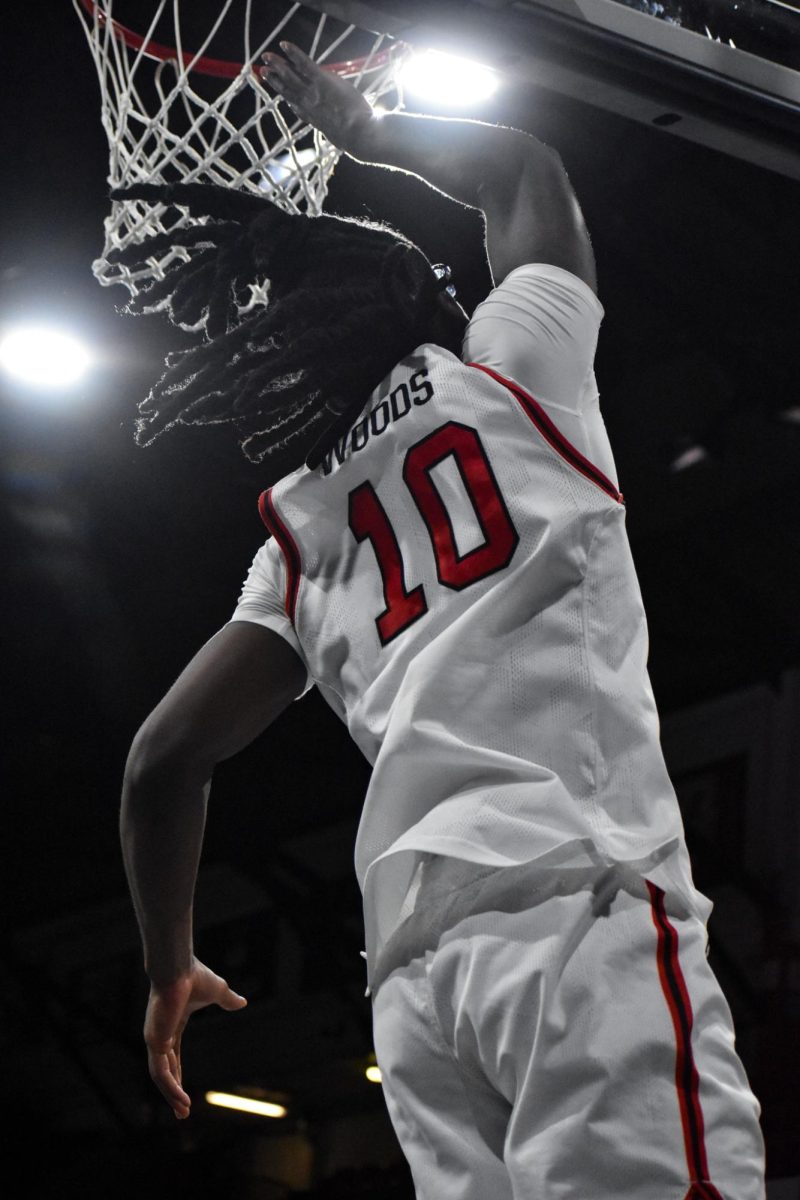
[77,0,399,79]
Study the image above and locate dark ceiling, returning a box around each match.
[1,0,799,1182]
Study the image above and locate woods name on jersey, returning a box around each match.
[319,367,435,476]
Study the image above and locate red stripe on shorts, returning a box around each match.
[646,881,725,1200]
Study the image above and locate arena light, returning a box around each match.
[365,1064,382,1083]
[669,442,709,473]
[205,1090,287,1118]
[0,325,91,389]
[398,49,499,107]
[261,145,318,190]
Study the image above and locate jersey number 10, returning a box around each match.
[348,421,519,645]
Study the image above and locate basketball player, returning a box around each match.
[120,43,765,1198]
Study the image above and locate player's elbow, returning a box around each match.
[124,711,214,795]
[480,142,597,292]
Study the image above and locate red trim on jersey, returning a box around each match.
[467,362,623,504]
[258,488,301,623]
[647,882,724,1200]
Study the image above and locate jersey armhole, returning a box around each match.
[467,363,624,505]
[258,489,303,621]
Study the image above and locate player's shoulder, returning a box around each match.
[470,262,604,325]
[464,262,603,366]
[460,262,606,419]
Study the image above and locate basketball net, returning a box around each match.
[73,1,405,298]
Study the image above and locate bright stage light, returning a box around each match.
[365,1064,382,1083]
[0,325,91,388]
[670,443,709,473]
[261,146,319,189]
[205,1090,287,1118]
[399,49,499,107]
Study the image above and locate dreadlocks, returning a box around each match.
[110,183,462,475]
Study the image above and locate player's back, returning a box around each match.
[235,264,704,977]
[263,332,619,767]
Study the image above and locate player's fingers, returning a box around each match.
[279,41,317,80]
[149,1050,191,1118]
[260,60,314,116]
[260,64,290,94]
[261,50,308,87]
[262,47,328,107]
[260,50,289,72]
[218,986,248,1012]
[260,53,301,93]
[171,1037,182,1086]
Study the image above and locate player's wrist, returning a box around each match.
[343,107,384,162]
[144,934,195,986]
[146,959,195,989]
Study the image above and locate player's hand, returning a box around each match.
[260,41,376,156]
[144,958,247,1119]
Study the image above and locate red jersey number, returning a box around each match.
[348,421,519,645]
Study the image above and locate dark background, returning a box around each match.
[1,2,799,1195]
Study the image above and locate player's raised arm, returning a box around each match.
[261,42,596,293]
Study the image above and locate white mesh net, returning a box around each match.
[73,0,405,295]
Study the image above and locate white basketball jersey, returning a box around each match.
[232,264,708,985]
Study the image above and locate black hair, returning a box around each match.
[109,183,463,475]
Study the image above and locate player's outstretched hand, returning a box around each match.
[144,958,247,1119]
[261,41,375,156]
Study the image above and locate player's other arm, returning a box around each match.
[121,621,306,1116]
[261,43,596,293]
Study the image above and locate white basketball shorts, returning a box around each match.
[370,855,765,1200]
